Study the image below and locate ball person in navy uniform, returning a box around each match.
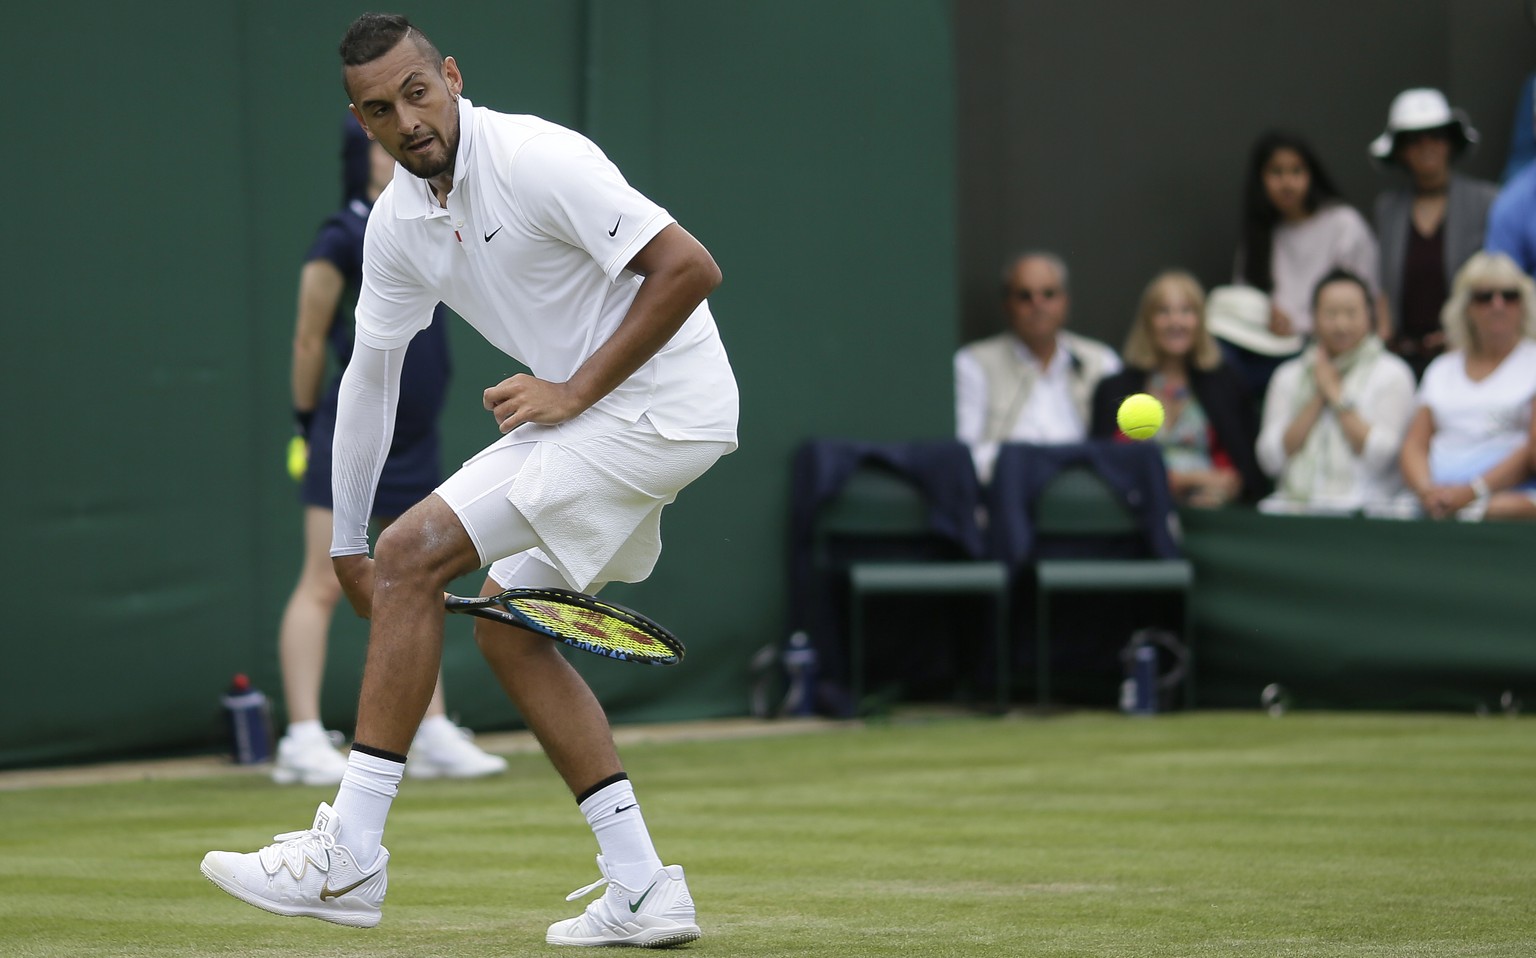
[273,117,506,787]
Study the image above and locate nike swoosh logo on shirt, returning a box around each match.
[484,225,503,243]
[608,216,622,237]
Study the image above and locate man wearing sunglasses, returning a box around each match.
[955,251,1121,480]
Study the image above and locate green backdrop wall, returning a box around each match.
[6,2,1533,770]
[1,0,958,768]
[1181,510,1536,714]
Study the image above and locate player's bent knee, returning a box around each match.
[374,499,481,587]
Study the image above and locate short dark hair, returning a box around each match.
[1311,267,1374,314]
[339,13,442,76]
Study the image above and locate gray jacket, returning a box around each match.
[1373,173,1499,324]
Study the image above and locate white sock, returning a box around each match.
[580,778,663,891]
[284,719,325,742]
[331,750,403,864]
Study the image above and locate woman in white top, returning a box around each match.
[1258,269,1417,513]
[1237,132,1385,339]
[1399,252,1536,520]
[1223,131,1386,402]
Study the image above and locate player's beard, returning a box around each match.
[399,106,459,180]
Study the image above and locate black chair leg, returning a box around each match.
[849,590,865,714]
[1035,590,1051,707]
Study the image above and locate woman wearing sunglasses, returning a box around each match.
[1399,252,1536,519]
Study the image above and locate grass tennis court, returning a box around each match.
[2,712,1532,957]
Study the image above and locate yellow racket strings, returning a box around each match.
[509,599,669,658]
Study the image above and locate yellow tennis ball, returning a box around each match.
[287,435,308,482]
[1117,393,1165,440]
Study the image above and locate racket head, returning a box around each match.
[446,588,684,666]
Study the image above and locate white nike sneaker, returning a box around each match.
[200,803,388,928]
[271,728,350,786]
[406,721,509,780]
[546,855,700,948]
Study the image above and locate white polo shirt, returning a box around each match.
[355,96,738,445]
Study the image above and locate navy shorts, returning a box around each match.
[301,388,444,519]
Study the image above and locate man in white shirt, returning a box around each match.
[201,14,736,948]
[954,252,1121,480]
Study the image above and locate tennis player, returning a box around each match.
[202,13,737,948]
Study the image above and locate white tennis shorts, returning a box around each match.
[435,412,730,593]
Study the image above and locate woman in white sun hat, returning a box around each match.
[1371,88,1499,381]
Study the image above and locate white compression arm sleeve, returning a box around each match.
[329,339,407,557]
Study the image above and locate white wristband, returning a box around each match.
[1470,476,1490,500]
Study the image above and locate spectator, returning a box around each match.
[274,118,506,786]
[955,251,1121,481]
[1501,74,1535,183]
[1091,271,1264,507]
[1498,2,1536,182]
[1370,88,1498,381]
[1225,131,1383,397]
[1257,269,1416,514]
[1486,101,1536,278]
[1399,252,1536,520]
[1203,284,1302,410]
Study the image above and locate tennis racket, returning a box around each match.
[444,587,684,666]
